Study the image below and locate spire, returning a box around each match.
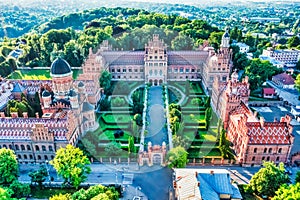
[221,27,230,48]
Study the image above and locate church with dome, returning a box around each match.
[0,57,100,164]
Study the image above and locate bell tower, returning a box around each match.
[144,34,168,86]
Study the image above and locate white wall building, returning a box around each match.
[234,42,250,53]
[262,48,300,68]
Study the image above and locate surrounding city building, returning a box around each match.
[272,73,295,89]
[262,88,276,99]
[173,168,242,200]
[233,42,249,53]
[82,32,233,93]
[259,55,285,68]
[212,71,295,166]
[0,58,100,164]
[262,48,300,68]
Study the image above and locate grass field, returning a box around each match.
[7,69,82,80]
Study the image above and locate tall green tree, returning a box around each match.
[29,165,48,188]
[246,162,290,197]
[0,148,18,185]
[99,70,112,93]
[273,183,300,200]
[167,146,188,168]
[287,36,300,49]
[9,181,30,199]
[50,145,91,189]
[218,129,234,160]
[128,136,136,155]
[0,187,13,200]
[50,193,72,200]
[295,74,300,92]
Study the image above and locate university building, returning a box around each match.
[81,31,232,92]
[262,48,300,68]
[0,31,234,164]
[212,71,294,166]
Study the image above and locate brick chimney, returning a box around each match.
[23,112,28,118]
[11,112,18,118]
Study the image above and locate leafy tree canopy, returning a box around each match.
[50,144,91,188]
[167,146,188,168]
[273,183,300,200]
[246,162,290,197]
[0,148,18,185]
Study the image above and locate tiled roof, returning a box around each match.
[272,73,295,85]
[247,122,292,144]
[263,88,275,95]
[11,82,26,93]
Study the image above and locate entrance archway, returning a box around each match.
[152,154,162,165]
[154,79,158,86]
[149,79,153,86]
[159,79,163,85]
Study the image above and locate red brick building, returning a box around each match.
[212,71,294,166]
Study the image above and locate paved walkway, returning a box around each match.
[145,86,168,146]
[267,80,300,106]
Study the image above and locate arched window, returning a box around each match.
[21,145,25,151]
[252,157,255,161]
[27,145,31,151]
[276,157,280,161]
[24,155,27,159]
[268,148,272,154]
[42,145,46,152]
[267,156,270,161]
[3,144,7,149]
[254,148,257,154]
[49,146,53,152]
[44,155,48,160]
[278,148,282,154]
[37,155,41,160]
[9,145,12,149]
[35,145,40,151]
[51,155,54,160]
[18,155,21,159]
[29,155,33,160]
[264,148,267,153]
[262,156,265,160]
[15,145,19,151]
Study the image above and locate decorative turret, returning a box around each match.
[50,57,73,99]
[69,89,79,109]
[221,28,230,48]
[231,69,239,82]
[42,90,51,108]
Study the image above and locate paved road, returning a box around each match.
[145,86,168,146]
[267,80,300,106]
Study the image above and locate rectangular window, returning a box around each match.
[174,68,178,73]
[191,69,195,72]
[134,69,138,72]
[180,68,184,73]
[186,69,189,73]
[117,68,121,72]
[123,68,126,72]
[140,68,144,72]
[129,69,132,72]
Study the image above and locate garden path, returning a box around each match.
[144,86,168,147]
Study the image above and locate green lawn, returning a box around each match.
[102,113,132,124]
[7,69,82,80]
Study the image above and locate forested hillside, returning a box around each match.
[0,7,220,78]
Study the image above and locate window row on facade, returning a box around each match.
[111,68,144,73]
[253,147,283,154]
[0,144,54,152]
